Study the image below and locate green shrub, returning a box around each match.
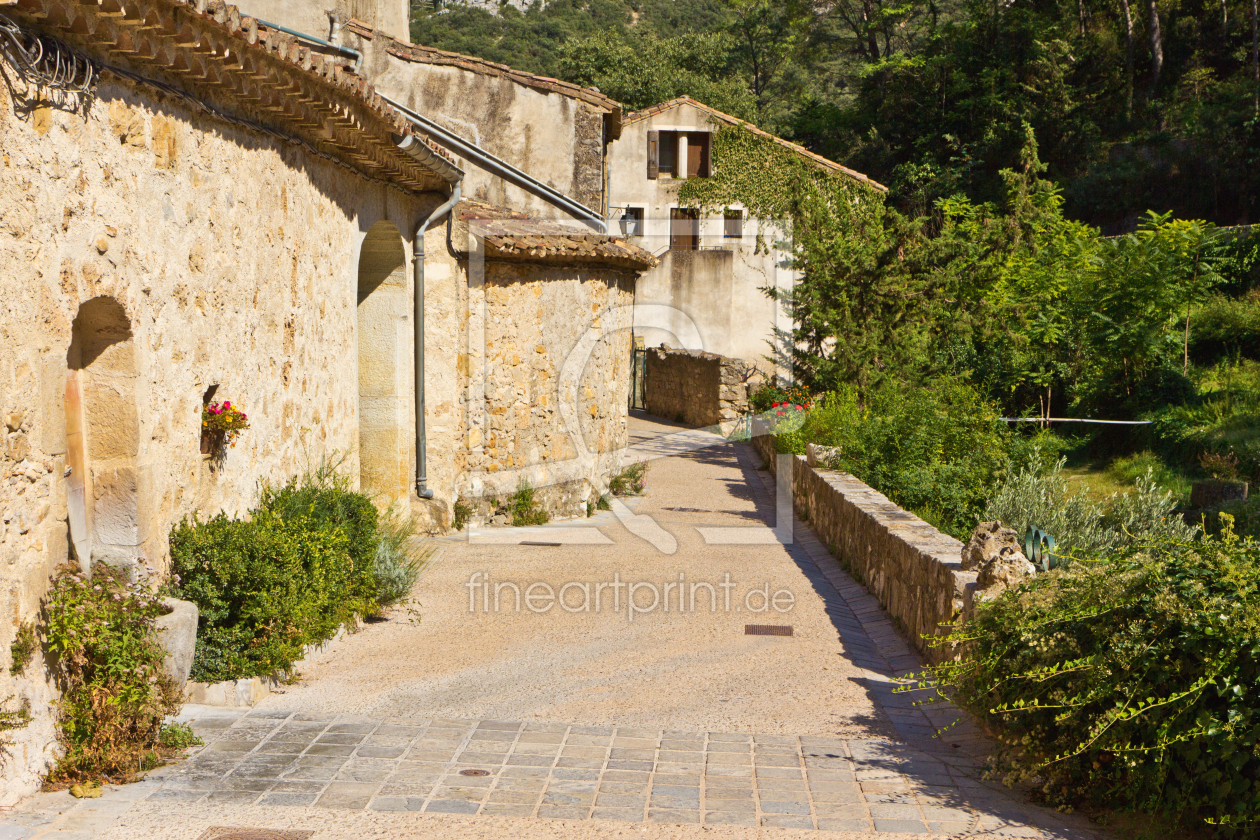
[44,565,181,782]
[918,530,1260,833]
[9,621,36,674]
[508,480,550,526]
[775,379,1010,539]
[170,470,381,683]
[750,382,813,413]
[609,461,647,496]
[1189,293,1260,364]
[171,506,376,682]
[985,452,1197,557]
[372,509,429,607]
[1204,496,1260,540]
[452,499,473,532]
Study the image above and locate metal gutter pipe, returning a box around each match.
[256,19,363,73]
[410,182,462,500]
[380,92,609,233]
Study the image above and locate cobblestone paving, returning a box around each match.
[66,707,1049,836]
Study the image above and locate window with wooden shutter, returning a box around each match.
[647,130,659,179]
[688,133,712,178]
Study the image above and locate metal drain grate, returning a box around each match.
[519,541,561,547]
[460,768,490,777]
[196,829,315,840]
[745,624,793,636]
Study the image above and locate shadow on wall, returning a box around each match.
[65,296,140,576]
[357,219,409,504]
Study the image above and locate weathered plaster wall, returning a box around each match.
[454,256,636,520]
[366,45,608,222]
[0,73,444,802]
[644,347,753,429]
[606,104,792,369]
[230,0,409,45]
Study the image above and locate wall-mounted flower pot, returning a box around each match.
[200,429,225,455]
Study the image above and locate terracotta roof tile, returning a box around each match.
[6,0,459,192]
[454,200,656,270]
[625,96,886,192]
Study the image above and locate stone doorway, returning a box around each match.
[357,221,409,503]
[65,296,139,574]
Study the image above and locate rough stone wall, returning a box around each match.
[645,347,751,429]
[572,104,606,215]
[0,73,440,802]
[455,260,635,520]
[753,435,974,664]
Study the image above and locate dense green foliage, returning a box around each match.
[43,565,181,781]
[170,471,382,682]
[984,451,1197,555]
[414,0,1260,227]
[919,530,1260,833]
[773,379,1010,538]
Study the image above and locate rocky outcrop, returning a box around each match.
[962,521,1035,597]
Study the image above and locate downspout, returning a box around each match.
[381,93,608,233]
[411,182,462,500]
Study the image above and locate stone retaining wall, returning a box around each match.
[753,434,975,663]
[644,347,752,429]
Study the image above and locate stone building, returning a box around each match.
[606,96,885,371]
[0,0,648,800]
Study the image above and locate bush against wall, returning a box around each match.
[984,451,1198,557]
[43,566,181,782]
[773,379,1010,539]
[170,467,382,683]
[919,530,1260,834]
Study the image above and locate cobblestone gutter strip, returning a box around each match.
[752,435,976,664]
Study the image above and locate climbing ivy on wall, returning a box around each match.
[677,123,883,226]
[677,124,930,392]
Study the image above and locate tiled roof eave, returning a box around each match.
[5,0,459,193]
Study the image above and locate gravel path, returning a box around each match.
[0,414,1104,840]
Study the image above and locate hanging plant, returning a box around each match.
[200,400,249,454]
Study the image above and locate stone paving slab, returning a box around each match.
[7,707,1061,836]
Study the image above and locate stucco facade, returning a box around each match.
[607,98,885,372]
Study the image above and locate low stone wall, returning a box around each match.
[753,434,974,663]
[644,347,752,429]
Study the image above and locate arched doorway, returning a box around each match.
[66,296,139,574]
[357,221,409,503]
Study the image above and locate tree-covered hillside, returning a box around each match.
[413,0,1260,230]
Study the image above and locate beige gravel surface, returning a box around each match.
[0,414,1106,840]
[258,424,889,738]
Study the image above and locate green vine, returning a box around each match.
[677,123,884,236]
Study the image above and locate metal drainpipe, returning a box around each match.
[411,182,462,500]
[381,93,609,233]
[256,19,363,73]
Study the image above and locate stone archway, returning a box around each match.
[66,296,139,574]
[357,221,409,503]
